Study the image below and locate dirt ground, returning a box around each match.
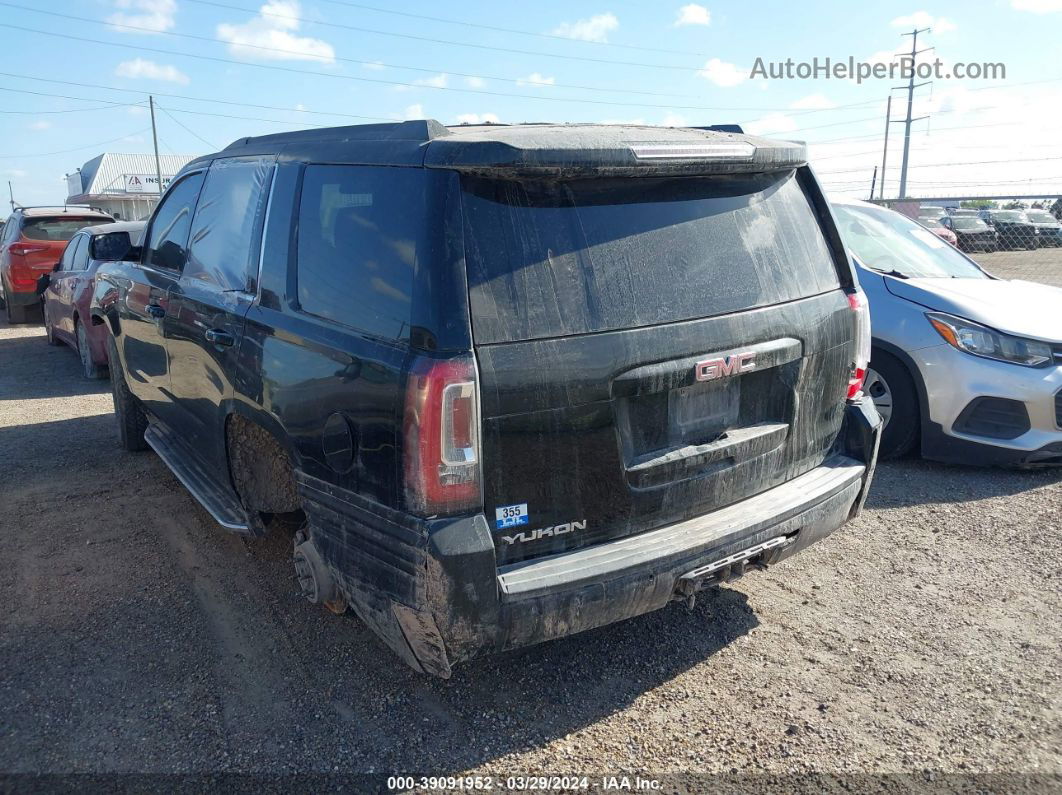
[1,251,1060,785]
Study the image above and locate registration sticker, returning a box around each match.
[495,503,529,529]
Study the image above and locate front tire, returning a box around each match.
[76,320,105,380]
[865,351,920,460]
[107,335,149,452]
[45,312,61,345]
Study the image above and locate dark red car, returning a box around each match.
[0,206,113,323]
[42,221,144,379]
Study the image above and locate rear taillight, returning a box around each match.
[403,354,482,516]
[846,288,871,401]
[9,242,49,257]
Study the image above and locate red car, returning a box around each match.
[918,215,958,247]
[0,206,113,323]
[42,221,143,379]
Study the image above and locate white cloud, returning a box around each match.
[455,112,501,124]
[28,120,51,131]
[891,11,957,32]
[115,58,190,84]
[597,117,648,125]
[674,4,711,26]
[465,76,485,88]
[744,113,797,137]
[1011,0,1062,10]
[127,105,148,116]
[661,112,688,127]
[698,58,746,87]
[217,1,335,63]
[416,73,448,88]
[362,60,385,71]
[516,72,556,87]
[790,93,837,110]
[294,102,307,112]
[107,0,176,33]
[551,13,619,43]
[403,104,424,120]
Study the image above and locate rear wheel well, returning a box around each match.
[225,414,304,530]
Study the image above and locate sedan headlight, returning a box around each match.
[926,312,1053,367]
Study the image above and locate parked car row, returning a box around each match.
[4,120,1060,679]
[915,205,1062,252]
[0,205,114,322]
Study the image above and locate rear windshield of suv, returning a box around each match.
[461,170,840,344]
[21,216,111,241]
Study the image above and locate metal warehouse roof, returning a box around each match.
[69,152,199,196]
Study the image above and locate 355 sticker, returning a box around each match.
[495,503,529,529]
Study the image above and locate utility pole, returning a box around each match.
[896,28,933,199]
[869,166,878,202]
[7,180,14,210]
[149,95,164,198]
[879,94,892,200]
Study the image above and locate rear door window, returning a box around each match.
[295,164,424,341]
[72,235,90,271]
[21,217,110,242]
[461,170,840,344]
[185,156,275,291]
[58,236,82,271]
[145,172,205,273]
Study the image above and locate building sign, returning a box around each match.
[123,174,173,194]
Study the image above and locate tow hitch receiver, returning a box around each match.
[675,535,791,607]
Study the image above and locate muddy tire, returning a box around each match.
[5,301,31,324]
[107,335,149,452]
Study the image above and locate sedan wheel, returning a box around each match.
[77,321,105,380]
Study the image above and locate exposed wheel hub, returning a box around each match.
[293,528,347,615]
[864,367,894,429]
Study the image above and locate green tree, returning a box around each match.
[960,199,994,209]
[1003,200,1027,210]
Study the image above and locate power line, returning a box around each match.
[0,73,403,123]
[817,155,1062,176]
[0,8,886,115]
[0,21,752,111]
[0,127,153,158]
[3,1,711,101]
[310,0,711,56]
[177,0,702,72]
[155,103,220,150]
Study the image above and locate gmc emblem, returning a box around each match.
[695,352,756,381]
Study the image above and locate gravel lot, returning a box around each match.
[1,250,1059,785]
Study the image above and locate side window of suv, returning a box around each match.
[185,156,275,291]
[296,165,425,341]
[144,171,205,273]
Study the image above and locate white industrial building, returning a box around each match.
[65,152,199,220]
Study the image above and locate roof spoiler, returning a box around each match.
[691,125,745,134]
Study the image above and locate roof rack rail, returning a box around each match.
[12,204,108,212]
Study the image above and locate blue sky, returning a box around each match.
[1,0,1060,205]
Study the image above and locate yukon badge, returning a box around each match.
[501,520,587,545]
[695,351,756,382]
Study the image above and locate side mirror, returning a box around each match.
[52,261,61,272]
[91,231,137,262]
[35,273,51,296]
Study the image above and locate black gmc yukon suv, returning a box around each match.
[92,121,881,676]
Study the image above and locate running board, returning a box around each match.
[144,423,250,533]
